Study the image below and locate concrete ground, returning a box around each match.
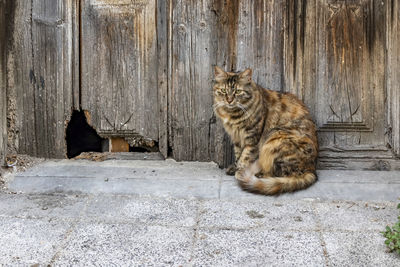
[1,157,400,266]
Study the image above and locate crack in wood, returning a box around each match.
[90,0,149,11]
[32,17,64,27]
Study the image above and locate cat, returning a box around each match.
[213,66,318,195]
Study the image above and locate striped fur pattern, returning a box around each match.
[213,66,318,195]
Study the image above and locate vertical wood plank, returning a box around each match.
[387,0,400,156]
[30,0,74,157]
[81,0,159,142]
[8,0,75,158]
[237,0,285,91]
[170,0,211,161]
[170,0,238,165]
[283,0,317,108]
[0,0,11,163]
[10,1,36,156]
[157,0,169,158]
[72,0,80,110]
[210,0,239,167]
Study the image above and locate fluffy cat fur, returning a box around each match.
[213,66,318,195]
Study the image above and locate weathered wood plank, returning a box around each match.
[169,0,238,165]
[237,0,285,91]
[157,0,169,158]
[283,0,317,110]
[31,0,74,157]
[210,0,240,167]
[72,0,80,110]
[8,0,74,158]
[386,0,400,156]
[81,0,160,143]
[9,1,35,156]
[0,0,13,164]
[170,0,213,161]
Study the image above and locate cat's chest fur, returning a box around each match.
[218,110,250,147]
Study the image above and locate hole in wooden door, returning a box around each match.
[66,110,106,158]
[129,140,159,153]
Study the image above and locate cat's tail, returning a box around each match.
[237,161,317,195]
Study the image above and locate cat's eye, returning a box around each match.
[236,90,244,94]
[220,88,226,94]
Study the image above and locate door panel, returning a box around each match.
[81,0,159,142]
[316,0,387,158]
[316,0,385,136]
[283,0,396,169]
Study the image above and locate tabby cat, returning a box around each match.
[213,66,318,195]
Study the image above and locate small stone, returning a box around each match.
[246,210,265,219]
[294,216,303,222]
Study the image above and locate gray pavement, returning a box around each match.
[1,159,400,266]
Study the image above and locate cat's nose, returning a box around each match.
[226,97,233,104]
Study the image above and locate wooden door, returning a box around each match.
[5,0,400,170]
[169,0,400,169]
[80,0,167,156]
[284,0,400,170]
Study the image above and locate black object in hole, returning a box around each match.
[66,110,105,158]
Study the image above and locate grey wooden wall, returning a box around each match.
[0,0,14,164]
[2,0,400,170]
[6,0,75,158]
[169,0,400,169]
[0,1,6,164]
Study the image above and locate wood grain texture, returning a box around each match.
[237,0,285,91]
[32,0,74,157]
[3,0,400,170]
[169,0,214,161]
[283,0,388,167]
[157,0,169,158]
[81,0,160,142]
[386,0,400,157]
[169,0,239,164]
[8,0,75,158]
[0,0,11,163]
[209,0,239,167]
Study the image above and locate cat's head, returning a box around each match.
[213,66,254,109]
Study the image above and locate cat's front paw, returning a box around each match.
[225,164,237,176]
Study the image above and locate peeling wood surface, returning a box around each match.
[80,0,160,142]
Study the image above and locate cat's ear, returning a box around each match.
[239,68,252,84]
[214,66,227,82]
